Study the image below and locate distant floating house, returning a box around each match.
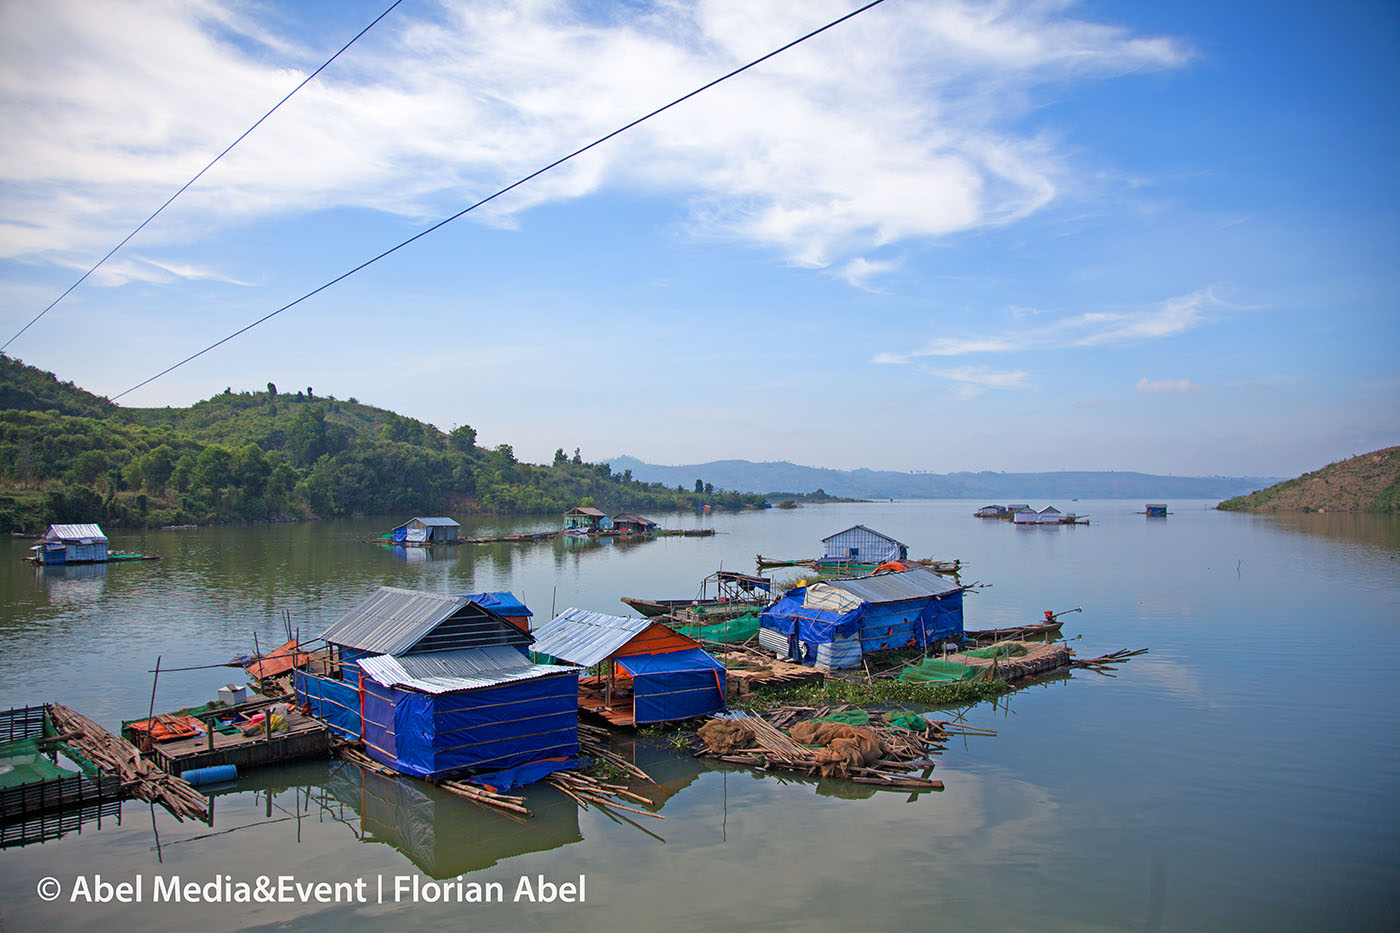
[1012,507,1039,525]
[1146,503,1169,518]
[819,525,908,567]
[389,517,460,545]
[29,524,108,565]
[611,513,659,534]
[1036,505,1063,524]
[295,587,579,783]
[759,567,964,670]
[563,506,606,530]
[531,609,726,727]
[974,505,1007,518]
[460,591,533,632]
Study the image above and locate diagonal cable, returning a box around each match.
[111,0,890,401]
[1,0,407,354]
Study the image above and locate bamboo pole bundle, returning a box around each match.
[48,704,209,822]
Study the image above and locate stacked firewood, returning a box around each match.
[48,704,209,821]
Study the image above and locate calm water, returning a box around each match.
[1,501,1397,931]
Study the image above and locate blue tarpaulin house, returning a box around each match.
[29,524,109,565]
[295,587,579,784]
[759,567,964,669]
[531,609,726,726]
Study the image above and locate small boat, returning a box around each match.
[964,607,1080,643]
[620,596,727,618]
[621,570,773,618]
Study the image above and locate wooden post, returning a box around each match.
[606,658,614,711]
[144,656,161,753]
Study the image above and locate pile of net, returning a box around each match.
[790,721,884,777]
[965,643,1029,659]
[697,719,754,753]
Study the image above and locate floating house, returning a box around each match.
[562,507,606,530]
[1012,507,1039,525]
[1036,505,1063,524]
[531,609,726,727]
[758,567,964,670]
[460,591,533,633]
[1146,503,1169,518]
[820,525,908,566]
[295,587,580,783]
[974,505,1007,518]
[28,524,108,565]
[611,513,659,534]
[388,517,460,545]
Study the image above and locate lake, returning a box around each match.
[1,501,1397,931]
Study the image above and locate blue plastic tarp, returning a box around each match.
[468,756,589,793]
[461,592,533,618]
[295,671,363,740]
[360,672,580,779]
[616,647,726,724]
[758,587,864,644]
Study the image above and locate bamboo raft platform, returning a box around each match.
[694,706,997,790]
[938,641,1074,681]
[47,704,209,822]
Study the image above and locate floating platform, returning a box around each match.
[135,706,330,778]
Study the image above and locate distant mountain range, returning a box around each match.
[606,456,1281,500]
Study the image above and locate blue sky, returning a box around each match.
[1,0,1395,477]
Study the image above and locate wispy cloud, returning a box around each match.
[921,363,1031,399]
[837,256,898,290]
[0,0,1191,282]
[1135,377,1203,393]
[876,288,1222,362]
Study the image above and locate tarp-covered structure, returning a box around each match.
[532,609,726,725]
[29,524,108,565]
[389,517,460,544]
[295,587,578,782]
[460,591,533,632]
[759,568,964,669]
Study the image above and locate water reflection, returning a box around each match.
[323,762,583,879]
[37,562,108,605]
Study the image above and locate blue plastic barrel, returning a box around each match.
[182,764,238,786]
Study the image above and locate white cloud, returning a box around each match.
[921,363,1031,398]
[0,0,1191,281]
[878,287,1222,362]
[1135,377,1203,393]
[837,256,898,289]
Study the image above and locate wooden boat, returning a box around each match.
[620,596,727,618]
[964,619,1064,642]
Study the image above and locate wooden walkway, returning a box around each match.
[146,709,330,777]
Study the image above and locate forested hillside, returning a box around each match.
[0,356,762,532]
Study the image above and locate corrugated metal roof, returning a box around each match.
[819,524,906,547]
[531,608,650,666]
[416,516,460,526]
[612,513,656,524]
[320,587,529,655]
[45,523,107,542]
[564,507,606,517]
[828,568,961,603]
[358,646,576,695]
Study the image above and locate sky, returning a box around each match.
[1,0,1396,477]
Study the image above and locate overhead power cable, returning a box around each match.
[110,0,891,402]
[0,0,407,354]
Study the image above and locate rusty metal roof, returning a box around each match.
[530,608,650,667]
[357,646,576,695]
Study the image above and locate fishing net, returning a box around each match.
[965,644,1029,659]
[673,612,761,644]
[812,709,872,726]
[881,711,930,731]
[897,658,980,683]
[0,737,77,789]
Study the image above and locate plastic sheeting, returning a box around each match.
[362,672,580,779]
[295,671,363,740]
[759,587,963,665]
[468,756,588,793]
[759,587,865,645]
[616,647,726,724]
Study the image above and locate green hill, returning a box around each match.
[1217,447,1400,513]
[0,355,763,532]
